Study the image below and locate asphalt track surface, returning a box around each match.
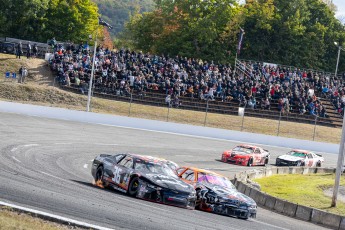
[0,112,338,230]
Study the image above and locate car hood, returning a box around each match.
[143,173,194,193]
[278,155,303,162]
[203,183,256,205]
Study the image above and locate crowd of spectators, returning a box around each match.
[49,43,344,118]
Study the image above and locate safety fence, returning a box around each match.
[59,85,342,144]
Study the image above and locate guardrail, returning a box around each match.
[234,167,345,230]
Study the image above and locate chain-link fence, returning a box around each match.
[59,85,341,144]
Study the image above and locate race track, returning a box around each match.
[0,112,338,230]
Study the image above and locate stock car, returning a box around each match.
[91,153,196,209]
[177,167,257,219]
[221,144,270,167]
[276,149,324,167]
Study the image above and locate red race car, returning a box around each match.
[221,144,270,167]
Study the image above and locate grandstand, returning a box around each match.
[45,44,344,128]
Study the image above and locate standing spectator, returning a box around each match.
[16,42,23,59]
[19,66,28,83]
[18,66,23,83]
[27,42,32,59]
[33,44,38,58]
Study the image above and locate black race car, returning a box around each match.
[177,167,257,219]
[91,153,196,209]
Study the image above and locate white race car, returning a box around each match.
[276,149,324,167]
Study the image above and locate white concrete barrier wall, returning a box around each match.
[0,101,339,154]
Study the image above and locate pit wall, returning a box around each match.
[233,167,345,230]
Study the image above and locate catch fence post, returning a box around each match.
[167,105,170,122]
[204,99,209,127]
[128,92,133,117]
[277,111,282,136]
[313,116,317,141]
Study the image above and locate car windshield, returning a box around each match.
[198,173,236,190]
[135,161,178,178]
[233,146,254,154]
[287,151,306,158]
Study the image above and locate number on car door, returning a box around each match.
[113,156,134,189]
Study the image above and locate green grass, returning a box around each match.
[254,174,345,215]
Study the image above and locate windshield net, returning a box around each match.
[197,173,236,189]
[232,146,254,154]
[287,151,306,158]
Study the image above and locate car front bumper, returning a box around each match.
[137,181,196,209]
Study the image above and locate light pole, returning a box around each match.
[86,32,98,112]
[86,17,112,112]
[332,42,345,207]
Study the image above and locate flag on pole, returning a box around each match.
[237,28,245,54]
[98,17,113,29]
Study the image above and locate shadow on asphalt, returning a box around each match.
[70,179,129,197]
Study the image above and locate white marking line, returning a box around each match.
[90,159,94,162]
[40,171,70,183]
[54,143,74,145]
[94,143,118,146]
[251,219,290,230]
[83,164,88,169]
[11,156,21,163]
[10,147,18,152]
[0,200,114,230]
[23,144,39,147]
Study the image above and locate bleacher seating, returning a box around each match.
[50,46,343,128]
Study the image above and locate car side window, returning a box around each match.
[177,167,186,176]
[118,156,134,169]
[255,149,260,154]
[307,153,313,158]
[181,169,195,181]
[112,154,125,163]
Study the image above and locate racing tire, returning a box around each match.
[238,216,249,220]
[316,161,322,167]
[95,166,105,187]
[221,155,227,163]
[128,177,139,197]
[247,158,253,167]
[264,158,269,166]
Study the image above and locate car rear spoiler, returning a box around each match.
[316,153,323,157]
[100,154,112,157]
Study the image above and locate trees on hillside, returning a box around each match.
[93,0,155,35]
[121,0,345,72]
[121,0,239,62]
[0,0,99,43]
